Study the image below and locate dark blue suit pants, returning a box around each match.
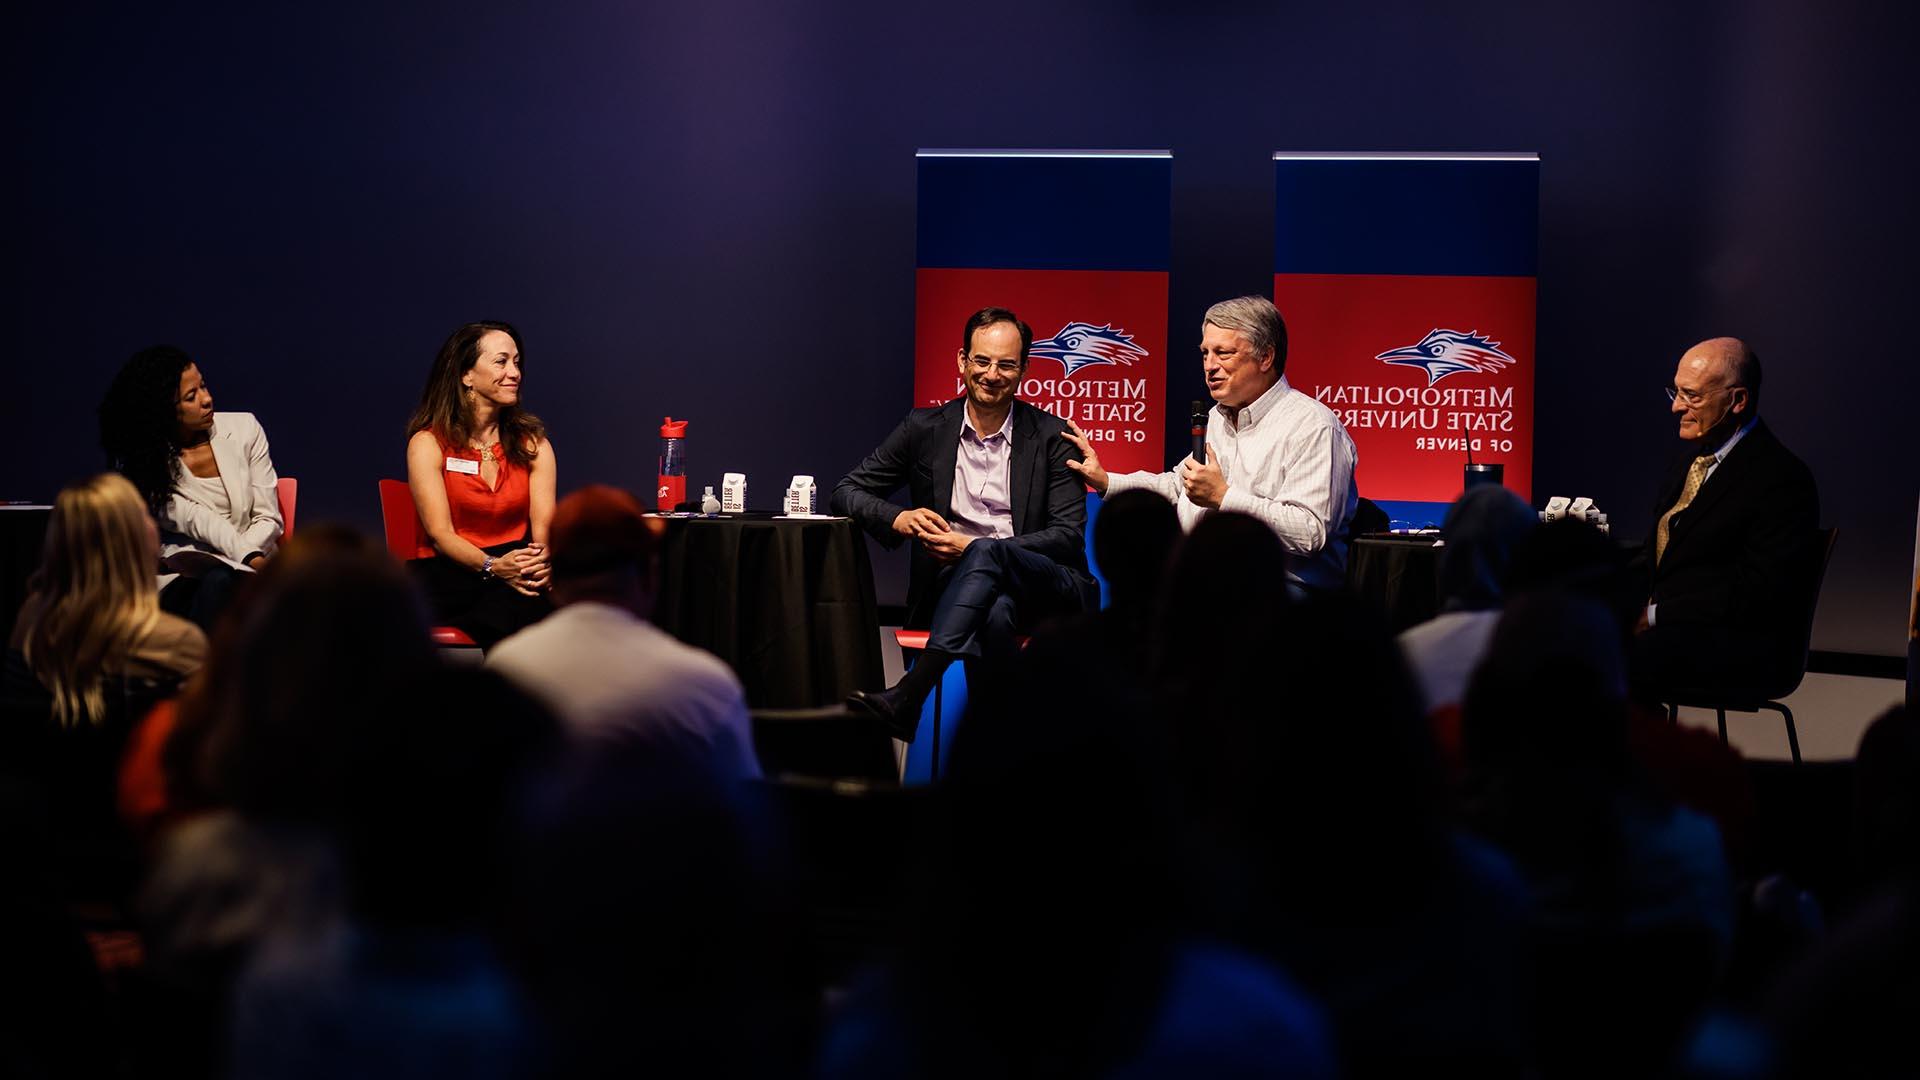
[922,538,1085,659]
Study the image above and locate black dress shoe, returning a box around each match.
[847,686,923,742]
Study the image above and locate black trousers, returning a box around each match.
[409,541,551,650]
[160,565,244,632]
[1630,620,1799,702]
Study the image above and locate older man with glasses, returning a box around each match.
[1631,337,1820,700]
[832,307,1099,737]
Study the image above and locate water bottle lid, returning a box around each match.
[660,416,688,438]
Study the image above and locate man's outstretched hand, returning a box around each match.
[1061,421,1110,494]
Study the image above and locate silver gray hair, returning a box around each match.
[1202,296,1286,361]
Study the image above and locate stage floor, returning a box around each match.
[1672,670,1904,763]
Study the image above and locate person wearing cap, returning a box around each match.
[485,485,758,779]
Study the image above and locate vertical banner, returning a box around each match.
[1273,152,1539,527]
[915,150,1170,474]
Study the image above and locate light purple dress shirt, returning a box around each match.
[949,409,1015,540]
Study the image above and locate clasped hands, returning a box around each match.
[489,543,552,596]
[1061,420,1228,508]
[893,508,974,563]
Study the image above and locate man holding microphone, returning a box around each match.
[1064,295,1359,590]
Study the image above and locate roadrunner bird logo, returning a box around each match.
[1029,322,1149,378]
[1375,329,1516,385]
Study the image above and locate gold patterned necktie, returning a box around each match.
[1655,452,1716,564]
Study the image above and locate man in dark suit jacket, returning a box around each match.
[1632,337,1820,699]
[832,307,1098,736]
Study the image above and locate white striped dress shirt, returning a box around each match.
[1106,375,1358,589]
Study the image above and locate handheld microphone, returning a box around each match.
[1190,401,1207,465]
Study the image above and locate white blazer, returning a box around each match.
[158,411,283,589]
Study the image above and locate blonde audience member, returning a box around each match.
[2,472,205,901]
[4,472,205,727]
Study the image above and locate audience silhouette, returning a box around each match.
[1397,484,1538,758]
[826,605,1335,1078]
[1463,589,1734,1076]
[0,479,1900,1079]
[3,473,205,906]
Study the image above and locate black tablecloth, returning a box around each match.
[651,514,882,709]
[1,508,52,639]
[1347,534,1445,634]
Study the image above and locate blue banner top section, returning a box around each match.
[918,151,1171,271]
[1274,154,1538,277]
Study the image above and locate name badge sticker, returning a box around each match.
[445,456,481,475]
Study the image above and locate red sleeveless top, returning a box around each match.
[419,438,530,558]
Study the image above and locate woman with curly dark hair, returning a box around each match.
[404,321,556,648]
[97,345,283,628]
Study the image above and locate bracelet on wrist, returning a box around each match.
[479,554,495,578]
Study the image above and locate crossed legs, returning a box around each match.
[849,539,1085,738]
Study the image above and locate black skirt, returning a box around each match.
[409,540,551,650]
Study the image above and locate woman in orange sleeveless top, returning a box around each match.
[405,321,556,647]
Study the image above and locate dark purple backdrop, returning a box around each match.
[16,0,1916,656]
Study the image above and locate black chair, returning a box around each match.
[1351,495,1391,537]
[1,660,181,906]
[1664,527,1839,764]
[757,776,931,986]
[750,704,899,785]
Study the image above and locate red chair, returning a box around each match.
[275,476,298,536]
[377,479,479,648]
[892,628,1027,782]
[891,630,943,779]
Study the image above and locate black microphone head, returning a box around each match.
[1190,400,1205,422]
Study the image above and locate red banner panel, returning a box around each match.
[915,267,1168,476]
[1276,271,1536,503]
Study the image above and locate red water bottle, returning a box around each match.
[656,417,688,511]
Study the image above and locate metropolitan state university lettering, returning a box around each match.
[1312,383,1516,451]
[1315,385,1513,409]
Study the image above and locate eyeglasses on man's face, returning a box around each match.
[1663,383,1736,408]
[968,357,1023,377]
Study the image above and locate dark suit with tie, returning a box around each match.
[831,398,1097,655]
[1633,418,1821,695]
